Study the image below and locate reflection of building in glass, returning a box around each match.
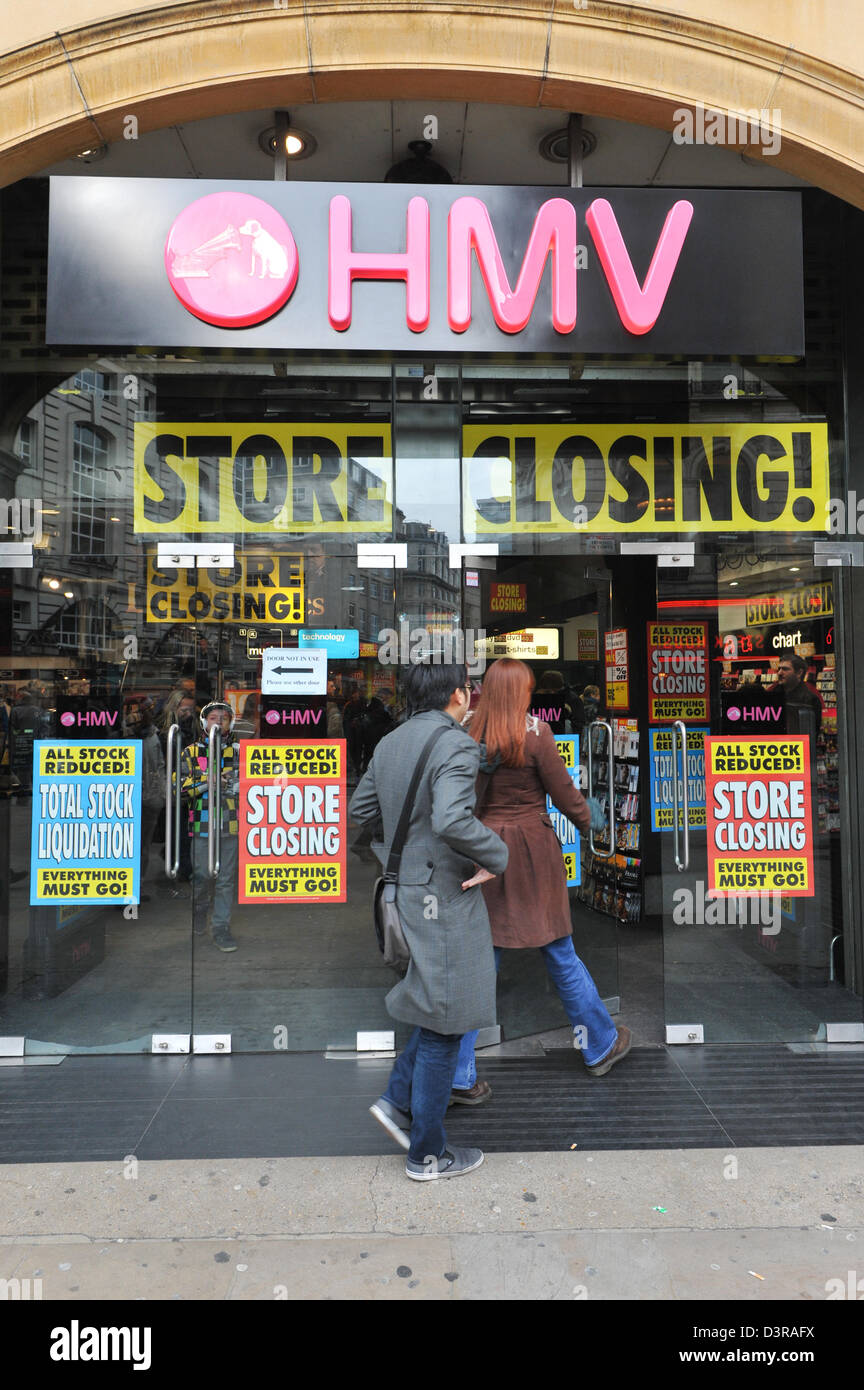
[398,520,459,635]
[1,364,153,673]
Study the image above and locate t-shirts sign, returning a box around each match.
[30,741,142,905]
[704,736,813,896]
[238,740,346,903]
[647,622,709,723]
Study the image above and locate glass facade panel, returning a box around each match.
[0,173,860,1052]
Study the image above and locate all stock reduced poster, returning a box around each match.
[547,735,581,886]
[649,727,707,831]
[646,621,708,723]
[238,739,346,903]
[30,741,141,905]
[704,736,814,896]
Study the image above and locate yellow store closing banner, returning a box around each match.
[146,551,304,625]
[463,424,830,534]
[134,424,392,534]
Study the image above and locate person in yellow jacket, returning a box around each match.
[180,701,240,952]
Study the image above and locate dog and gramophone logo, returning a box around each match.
[164,191,299,327]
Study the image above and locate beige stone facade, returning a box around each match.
[1,1,863,203]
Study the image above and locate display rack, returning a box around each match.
[579,717,643,923]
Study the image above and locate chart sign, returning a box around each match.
[30,742,141,905]
[646,622,708,722]
[546,735,582,886]
[649,727,707,831]
[238,740,347,903]
[705,736,813,896]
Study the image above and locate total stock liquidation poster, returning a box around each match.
[704,736,814,896]
[30,742,142,905]
[237,740,347,903]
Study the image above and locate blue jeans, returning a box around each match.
[191,834,238,934]
[453,937,618,1086]
[383,1027,463,1164]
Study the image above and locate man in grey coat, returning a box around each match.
[349,662,508,1181]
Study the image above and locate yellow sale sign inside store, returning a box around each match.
[146,551,304,624]
[463,423,829,534]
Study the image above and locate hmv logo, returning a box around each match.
[264,707,323,727]
[726,705,782,724]
[165,189,694,336]
[60,710,119,728]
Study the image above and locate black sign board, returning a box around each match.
[47,178,804,355]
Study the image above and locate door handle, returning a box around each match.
[207,723,222,879]
[671,719,690,872]
[587,718,616,859]
[164,722,181,880]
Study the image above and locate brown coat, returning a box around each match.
[477,718,591,949]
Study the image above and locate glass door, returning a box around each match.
[183,543,405,1052]
[471,552,621,1035]
[653,549,861,1042]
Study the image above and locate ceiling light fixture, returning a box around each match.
[74,145,108,164]
[539,124,597,165]
[258,120,317,162]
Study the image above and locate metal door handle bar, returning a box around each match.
[587,719,616,859]
[165,722,181,880]
[672,719,689,872]
[208,724,222,878]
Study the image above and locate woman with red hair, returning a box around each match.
[450,658,630,1104]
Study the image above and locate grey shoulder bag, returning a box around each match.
[373,723,450,974]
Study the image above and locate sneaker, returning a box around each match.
[584,1025,632,1077]
[212,930,238,952]
[405,1147,484,1181]
[369,1098,411,1151]
[449,1080,492,1107]
[193,919,207,936]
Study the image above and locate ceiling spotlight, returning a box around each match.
[258,126,317,161]
[539,126,597,164]
[74,145,108,164]
[64,590,74,599]
[47,578,60,590]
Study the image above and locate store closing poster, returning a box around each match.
[705,736,814,895]
[647,621,709,722]
[31,741,142,904]
[238,740,347,903]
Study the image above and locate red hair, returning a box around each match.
[469,659,535,767]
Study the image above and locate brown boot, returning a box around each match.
[448,1080,492,1106]
[584,1025,632,1077]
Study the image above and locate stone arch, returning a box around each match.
[0,2,862,206]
